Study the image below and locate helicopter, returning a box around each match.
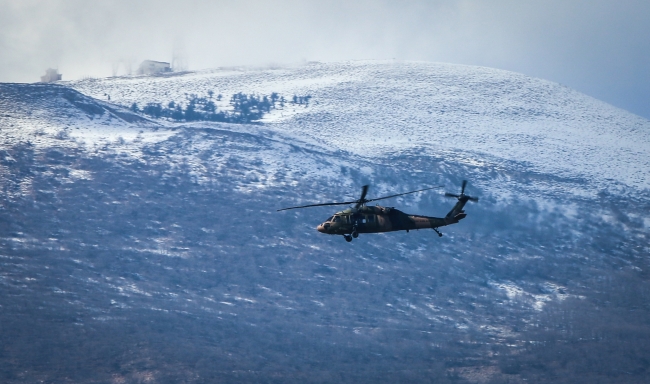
[278,180,478,242]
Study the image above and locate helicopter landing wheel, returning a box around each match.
[344,235,353,242]
[351,229,359,238]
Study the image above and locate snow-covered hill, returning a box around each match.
[1,61,649,383]
[66,61,650,192]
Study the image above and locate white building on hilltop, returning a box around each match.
[40,68,62,82]
[137,60,172,75]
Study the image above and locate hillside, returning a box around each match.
[66,61,650,192]
[1,61,649,383]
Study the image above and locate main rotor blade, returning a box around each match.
[359,185,369,202]
[461,180,467,195]
[445,193,460,198]
[277,201,356,212]
[366,186,444,203]
[355,185,370,209]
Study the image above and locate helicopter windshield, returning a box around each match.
[326,216,333,222]
[332,216,341,223]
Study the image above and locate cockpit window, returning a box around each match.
[332,216,341,223]
[326,216,333,222]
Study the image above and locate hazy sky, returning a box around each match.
[1,0,649,119]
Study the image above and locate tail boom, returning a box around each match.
[407,213,466,230]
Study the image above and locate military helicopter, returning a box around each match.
[278,181,478,242]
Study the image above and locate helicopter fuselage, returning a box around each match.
[278,181,476,242]
[316,201,467,236]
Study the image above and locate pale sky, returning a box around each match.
[1,0,649,119]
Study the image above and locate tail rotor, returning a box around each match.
[445,180,479,203]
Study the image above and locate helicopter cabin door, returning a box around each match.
[358,213,379,232]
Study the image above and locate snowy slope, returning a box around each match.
[66,61,650,192]
[1,62,650,382]
[0,83,173,150]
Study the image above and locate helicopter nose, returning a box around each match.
[317,224,326,233]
